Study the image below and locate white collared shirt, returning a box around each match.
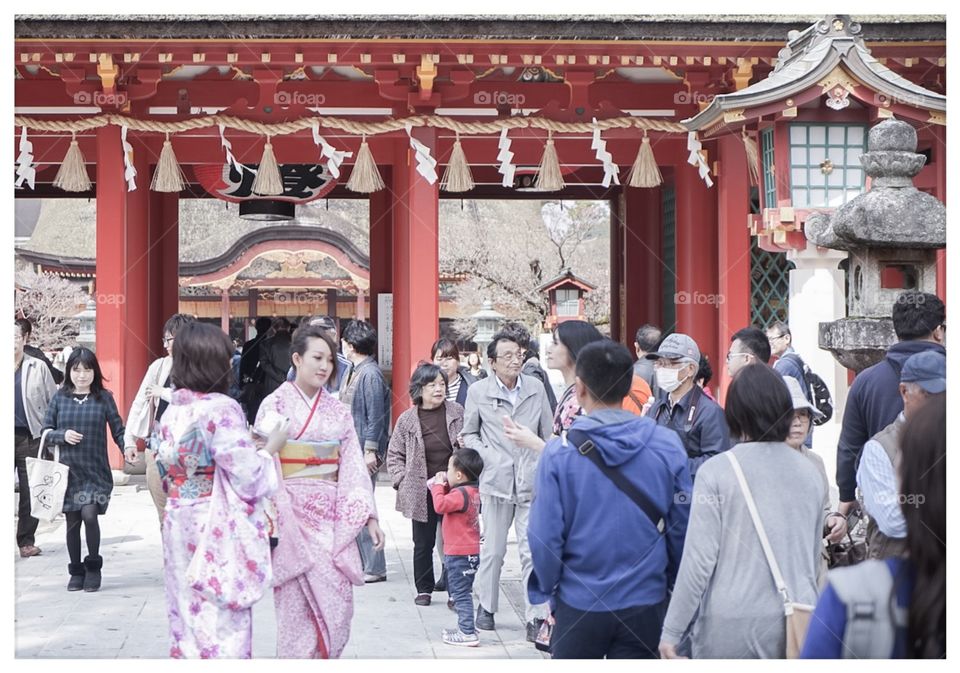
[494,373,522,409]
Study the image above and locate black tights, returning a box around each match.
[65,505,101,564]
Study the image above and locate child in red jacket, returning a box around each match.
[430,448,484,647]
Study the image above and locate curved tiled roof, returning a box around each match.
[684,15,945,132]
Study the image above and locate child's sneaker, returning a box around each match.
[442,628,479,647]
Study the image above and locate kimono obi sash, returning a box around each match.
[278,439,340,481]
[165,466,215,499]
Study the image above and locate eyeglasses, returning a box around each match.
[495,352,523,363]
[767,333,787,341]
[162,336,174,345]
[725,352,750,363]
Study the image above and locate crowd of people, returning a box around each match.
[12,288,945,659]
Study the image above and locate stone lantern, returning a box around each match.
[471,300,505,374]
[75,297,97,351]
[805,119,946,372]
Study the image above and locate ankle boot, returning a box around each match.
[83,555,103,592]
[67,563,85,591]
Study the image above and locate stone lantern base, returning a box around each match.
[818,317,896,373]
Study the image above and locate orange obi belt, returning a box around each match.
[279,439,340,480]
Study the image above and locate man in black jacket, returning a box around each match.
[837,291,945,515]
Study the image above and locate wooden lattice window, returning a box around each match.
[750,239,794,330]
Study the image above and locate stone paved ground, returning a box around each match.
[14,475,545,659]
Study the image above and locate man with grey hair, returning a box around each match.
[462,330,553,641]
[646,333,730,481]
[857,350,945,560]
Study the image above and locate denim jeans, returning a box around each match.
[357,473,386,576]
[445,554,479,634]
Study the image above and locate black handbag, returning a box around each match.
[825,507,868,568]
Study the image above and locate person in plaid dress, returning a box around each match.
[41,347,125,592]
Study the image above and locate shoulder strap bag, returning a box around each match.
[726,451,814,658]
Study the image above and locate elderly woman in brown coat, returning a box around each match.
[387,362,464,606]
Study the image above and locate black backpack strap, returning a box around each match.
[567,429,665,534]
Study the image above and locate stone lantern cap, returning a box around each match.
[805,119,945,250]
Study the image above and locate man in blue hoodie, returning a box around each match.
[837,290,945,515]
[527,340,692,659]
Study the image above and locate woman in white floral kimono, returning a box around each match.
[256,323,385,658]
[153,322,288,659]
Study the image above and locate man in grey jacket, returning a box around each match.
[462,330,553,641]
[14,321,58,557]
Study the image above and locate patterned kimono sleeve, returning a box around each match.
[210,399,279,502]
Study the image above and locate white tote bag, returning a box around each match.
[25,430,69,522]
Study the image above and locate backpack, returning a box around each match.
[827,560,907,659]
[782,353,833,425]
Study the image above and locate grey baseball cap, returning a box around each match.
[645,333,701,365]
[901,351,946,394]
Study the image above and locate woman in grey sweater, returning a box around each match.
[659,364,825,659]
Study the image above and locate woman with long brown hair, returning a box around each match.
[801,393,945,658]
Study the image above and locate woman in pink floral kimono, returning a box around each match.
[153,322,288,659]
[256,323,385,658]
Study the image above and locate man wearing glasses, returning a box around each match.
[766,321,813,447]
[462,330,553,641]
[646,333,730,481]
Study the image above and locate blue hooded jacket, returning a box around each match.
[527,408,692,612]
[836,340,945,502]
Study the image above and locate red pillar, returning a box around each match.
[148,191,180,355]
[392,130,440,421]
[369,186,394,331]
[716,134,753,404]
[610,196,624,342]
[157,192,180,326]
[95,127,151,468]
[674,159,720,370]
[622,186,663,343]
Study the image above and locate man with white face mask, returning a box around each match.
[646,333,730,481]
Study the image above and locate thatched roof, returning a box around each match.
[14,15,945,41]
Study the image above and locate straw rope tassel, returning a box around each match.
[741,128,761,187]
[150,133,186,193]
[535,130,564,192]
[441,132,474,193]
[53,132,91,192]
[627,131,663,188]
[346,136,385,193]
[252,135,284,195]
